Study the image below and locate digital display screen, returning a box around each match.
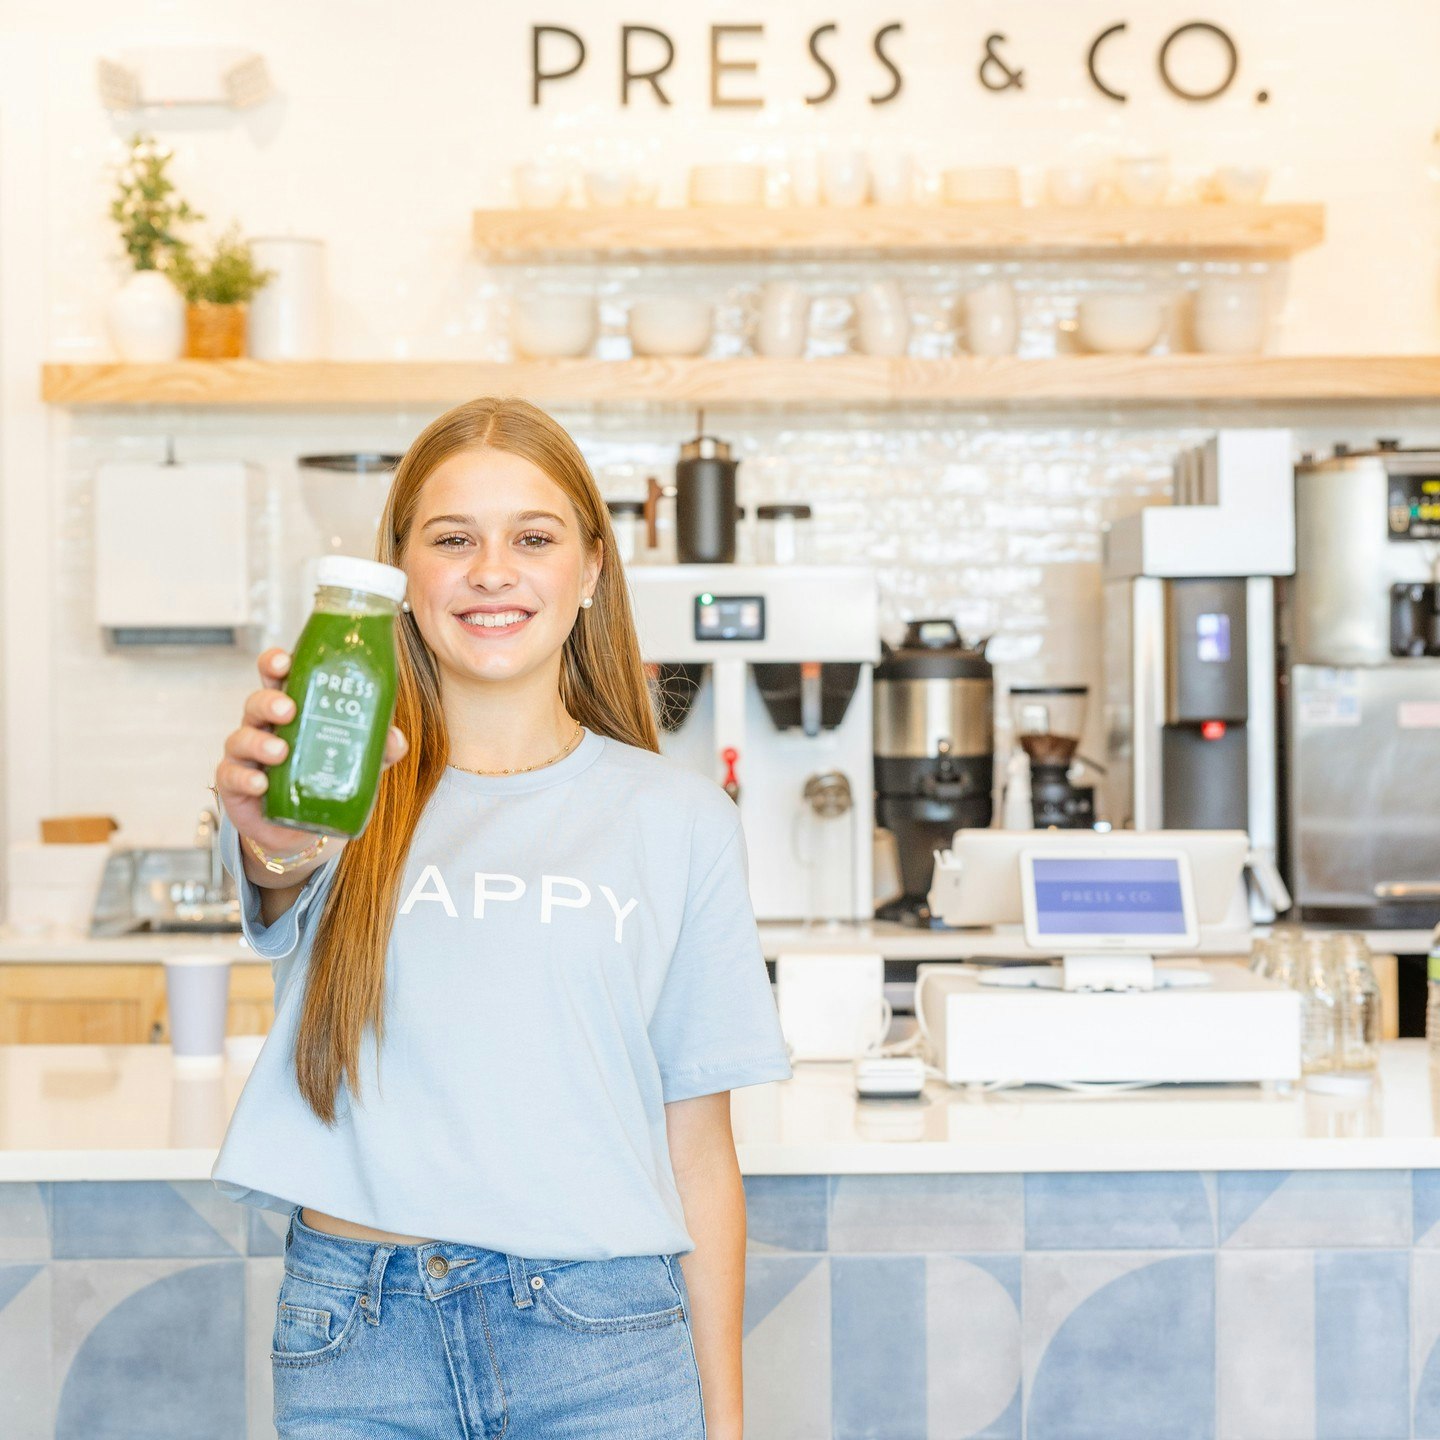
[694,593,765,641]
[1195,612,1230,663]
[1030,858,1189,936]
[1388,476,1440,541]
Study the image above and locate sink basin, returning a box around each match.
[89,847,241,939]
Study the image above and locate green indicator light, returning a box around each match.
[700,592,714,604]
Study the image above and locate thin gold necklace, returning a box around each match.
[455,720,584,776]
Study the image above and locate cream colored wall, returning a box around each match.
[2,2,1439,858]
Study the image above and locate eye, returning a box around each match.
[518,531,554,549]
[435,533,469,548]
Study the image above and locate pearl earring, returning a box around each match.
[580,596,594,609]
[400,600,412,613]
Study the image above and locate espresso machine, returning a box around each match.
[872,619,994,926]
[627,565,880,923]
[1281,442,1440,927]
[1010,685,1096,828]
[1102,429,1293,919]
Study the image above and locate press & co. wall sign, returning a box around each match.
[529,20,1266,109]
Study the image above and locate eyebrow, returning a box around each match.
[420,510,568,530]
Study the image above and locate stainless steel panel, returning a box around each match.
[1293,458,1432,665]
[873,678,993,760]
[1288,663,1440,907]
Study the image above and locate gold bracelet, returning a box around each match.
[244,832,330,875]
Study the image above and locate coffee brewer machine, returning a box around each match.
[872,619,994,926]
[628,565,880,923]
[1103,429,1292,917]
[1010,685,1096,828]
[1282,442,1440,927]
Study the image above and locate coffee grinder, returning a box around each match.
[1010,685,1096,828]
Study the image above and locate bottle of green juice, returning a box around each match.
[264,556,406,839]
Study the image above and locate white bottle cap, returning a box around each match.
[315,555,408,604]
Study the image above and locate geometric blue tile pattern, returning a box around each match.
[1027,1255,1215,1440]
[51,1182,242,1260]
[6,1170,1438,1437]
[832,1255,927,1439]
[1026,1172,1213,1249]
[1314,1250,1409,1440]
[54,1260,245,1439]
[0,1263,42,1312]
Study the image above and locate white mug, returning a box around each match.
[821,149,870,208]
[870,152,915,206]
[854,280,910,357]
[757,281,809,359]
[963,280,1019,357]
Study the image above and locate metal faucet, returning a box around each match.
[195,805,224,901]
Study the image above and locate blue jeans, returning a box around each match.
[271,1205,707,1439]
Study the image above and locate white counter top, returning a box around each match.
[0,921,1431,964]
[2,1041,1437,1183]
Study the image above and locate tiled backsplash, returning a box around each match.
[55,403,1440,846]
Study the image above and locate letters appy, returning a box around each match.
[399,864,640,944]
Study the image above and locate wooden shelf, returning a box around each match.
[472,203,1325,261]
[40,356,1440,410]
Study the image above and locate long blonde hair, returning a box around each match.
[295,397,660,1124]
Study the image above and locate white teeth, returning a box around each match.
[460,610,530,629]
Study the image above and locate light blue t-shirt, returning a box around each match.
[211,726,792,1259]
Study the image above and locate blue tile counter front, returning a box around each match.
[3,1173,1440,1439]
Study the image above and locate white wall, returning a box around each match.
[3,1,1440,856]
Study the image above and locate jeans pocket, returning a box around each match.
[531,1254,686,1335]
[271,1269,366,1367]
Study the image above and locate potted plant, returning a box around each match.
[169,227,275,359]
[105,133,201,361]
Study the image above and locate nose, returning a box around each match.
[464,538,521,589]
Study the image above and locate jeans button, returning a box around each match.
[426,1255,449,1279]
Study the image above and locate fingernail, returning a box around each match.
[265,739,285,758]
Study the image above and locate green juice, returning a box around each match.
[264,565,404,839]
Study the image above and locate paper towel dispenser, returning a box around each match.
[94,461,264,646]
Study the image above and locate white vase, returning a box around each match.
[248,238,327,360]
[964,280,1019,357]
[105,270,185,361]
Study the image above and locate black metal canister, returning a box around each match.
[675,420,738,563]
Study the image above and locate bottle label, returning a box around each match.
[1429,952,1440,984]
[290,662,380,802]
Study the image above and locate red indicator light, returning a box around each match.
[1200,720,1226,741]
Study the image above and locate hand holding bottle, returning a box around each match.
[216,647,408,886]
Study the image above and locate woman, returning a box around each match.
[212,396,792,1440]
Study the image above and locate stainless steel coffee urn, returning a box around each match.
[1282,442,1440,926]
[873,619,994,927]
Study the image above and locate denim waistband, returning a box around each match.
[281,1205,580,1309]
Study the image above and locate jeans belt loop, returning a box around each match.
[508,1253,535,1309]
[362,1245,395,1325]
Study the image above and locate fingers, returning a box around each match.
[225,724,288,769]
[257,648,292,692]
[243,687,295,731]
[216,755,269,800]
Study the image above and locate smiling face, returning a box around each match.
[401,447,602,693]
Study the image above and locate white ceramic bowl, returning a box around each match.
[511,295,598,359]
[629,298,713,357]
[1116,156,1171,206]
[1210,166,1270,204]
[513,163,571,209]
[687,164,766,208]
[1077,293,1165,354]
[1046,165,1099,207]
[583,168,637,207]
[942,166,1021,205]
[1193,278,1269,355]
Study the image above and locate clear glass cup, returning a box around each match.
[1298,936,1339,1075]
[1332,932,1381,1071]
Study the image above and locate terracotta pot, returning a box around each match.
[184,302,248,359]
